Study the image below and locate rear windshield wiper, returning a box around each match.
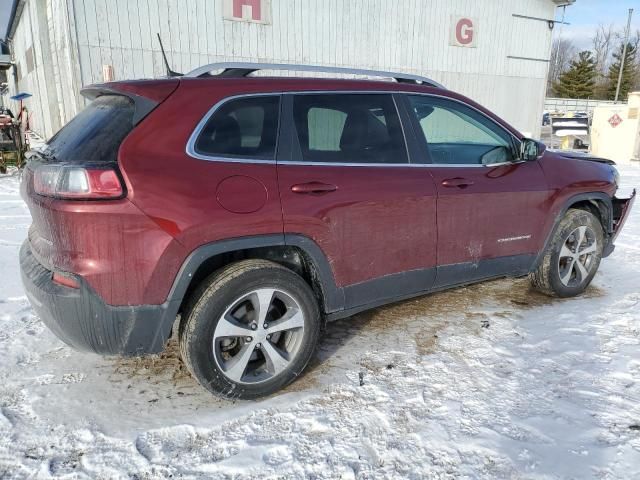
[26,148,57,163]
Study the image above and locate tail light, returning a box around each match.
[33,165,124,200]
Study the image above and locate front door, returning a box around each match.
[404,94,551,287]
[277,92,438,309]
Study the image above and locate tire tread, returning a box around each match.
[529,208,603,298]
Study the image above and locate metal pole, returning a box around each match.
[552,5,567,82]
[614,8,634,103]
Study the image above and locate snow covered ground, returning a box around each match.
[0,165,639,479]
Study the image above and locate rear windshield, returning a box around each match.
[44,95,134,164]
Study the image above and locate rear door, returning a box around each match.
[277,92,437,309]
[403,94,551,286]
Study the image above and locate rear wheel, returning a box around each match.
[530,208,604,297]
[179,259,321,399]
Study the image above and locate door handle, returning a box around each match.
[441,177,474,189]
[291,182,338,194]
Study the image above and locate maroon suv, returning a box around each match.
[20,63,635,398]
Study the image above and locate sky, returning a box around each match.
[556,0,639,50]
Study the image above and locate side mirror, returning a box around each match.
[520,138,539,162]
[414,105,434,120]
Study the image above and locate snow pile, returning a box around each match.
[0,166,639,479]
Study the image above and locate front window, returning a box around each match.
[408,95,517,165]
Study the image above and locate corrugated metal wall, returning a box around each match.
[8,0,82,136]
[10,0,557,138]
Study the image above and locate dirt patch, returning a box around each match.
[320,277,605,358]
[281,366,322,393]
[505,278,605,307]
[414,328,446,355]
[110,339,194,387]
[348,278,517,331]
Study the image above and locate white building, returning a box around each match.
[5,0,574,139]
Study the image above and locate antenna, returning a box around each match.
[156,33,182,77]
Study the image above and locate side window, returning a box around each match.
[194,96,280,159]
[292,94,407,164]
[408,95,517,165]
[307,108,347,151]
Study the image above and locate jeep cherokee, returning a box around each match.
[20,63,636,399]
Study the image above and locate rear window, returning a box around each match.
[292,94,407,164]
[44,95,134,164]
[193,96,280,159]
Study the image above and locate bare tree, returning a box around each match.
[590,25,640,99]
[548,37,576,92]
[592,24,615,77]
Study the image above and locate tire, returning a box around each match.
[530,208,604,298]
[179,259,321,399]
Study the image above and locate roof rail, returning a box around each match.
[184,62,445,88]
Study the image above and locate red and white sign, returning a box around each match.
[608,113,623,128]
[450,16,477,48]
[224,0,271,24]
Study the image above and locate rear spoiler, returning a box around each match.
[80,79,179,125]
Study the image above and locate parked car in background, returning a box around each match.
[20,63,636,398]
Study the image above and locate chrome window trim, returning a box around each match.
[280,161,486,168]
[185,90,522,168]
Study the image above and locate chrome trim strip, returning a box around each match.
[280,161,486,168]
[184,61,446,89]
[185,90,522,166]
[187,156,277,165]
[182,158,488,168]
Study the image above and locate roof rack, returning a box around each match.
[184,62,445,88]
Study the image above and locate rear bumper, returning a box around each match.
[19,240,178,356]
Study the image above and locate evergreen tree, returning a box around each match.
[553,51,596,98]
[606,42,638,101]
[553,51,597,99]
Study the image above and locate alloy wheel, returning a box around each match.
[557,225,598,287]
[212,288,306,384]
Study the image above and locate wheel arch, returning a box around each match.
[532,191,613,271]
[167,234,344,321]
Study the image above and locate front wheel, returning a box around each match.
[530,208,604,297]
[179,259,321,399]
